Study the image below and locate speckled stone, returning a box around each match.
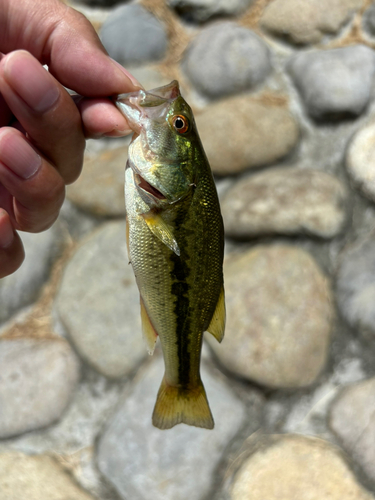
[221,167,348,239]
[208,246,333,388]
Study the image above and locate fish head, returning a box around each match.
[116,81,200,207]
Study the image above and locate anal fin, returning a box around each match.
[140,297,158,355]
[141,210,180,256]
[206,286,225,343]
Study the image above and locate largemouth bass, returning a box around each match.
[116,81,225,430]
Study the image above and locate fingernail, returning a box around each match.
[0,129,42,179]
[3,51,60,113]
[110,59,144,90]
[0,209,14,249]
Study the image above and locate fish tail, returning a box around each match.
[152,376,214,430]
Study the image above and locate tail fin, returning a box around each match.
[152,376,214,430]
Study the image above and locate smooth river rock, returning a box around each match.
[67,146,127,217]
[346,121,375,202]
[336,235,375,341]
[97,355,255,500]
[261,0,362,45]
[329,377,375,483]
[0,452,94,500]
[230,434,374,500]
[208,246,333,388]
[168,0,254,23]
[183,22,271,98]
[0,338,80,439]
[221,167,348,239]
[288,45,375,119]
[195,96,299,175]
[55,221,146,378]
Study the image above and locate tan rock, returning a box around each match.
[208,246,333,388]
[195,96,299,175]
[231,435,374,500]
[261,0,362,45]
[222,167,348,239]
[67,146,127,217]
[0,452,94,500]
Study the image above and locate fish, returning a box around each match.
[116,81,225,430]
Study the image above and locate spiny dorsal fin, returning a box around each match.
[140,297,158,355]
[141,211,180,256]
[206,286,225,343]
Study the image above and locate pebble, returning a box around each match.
[100,4,168,66]
[67,146,127,217]
[336,235,375,341]
[54,221,147,378]
[221,167,348,239]
[346,121,375,202]
[208,246,333,388]
[230,434,374,500]
[363,3,375,35]
[0,338,80,439]
[288,45,375,119]
[183,22,271,98]
[0,452,94,500]
[261,0,362,45]
[168,0,255,23]
[329,377,375,483]
[0,225,61,324]
[195,95,299,175]
[97,355,254,500]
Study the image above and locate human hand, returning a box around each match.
[0,0,140,278]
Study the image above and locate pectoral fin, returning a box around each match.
[142,211,180,256]
[140,297,158,355]
[206,286,225,343]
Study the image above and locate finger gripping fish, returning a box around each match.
[116,81,225,430]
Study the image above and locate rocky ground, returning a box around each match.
[2,0,375,499]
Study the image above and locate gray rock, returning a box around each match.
[100,4,168,66]
[168,0,254,23]
[0,338,80,439]
[336,235,375,341]
[346,121,375,202]
[67,146,128,217]
[222,167,348,239]
[97,355,251,500]
[261,0,362,45]
[126,66,171,91]
[55,221,147,378]
[229,434,374,500]
[363,3,375,35]
[208,246,333,388]
[183,22,271,98]
[195,95,299,175]
[0,225,61,324]
[329,377,375,483]
[288,45,375,119]
[0,452,95,500]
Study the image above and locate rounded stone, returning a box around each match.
[55,221,146,378]
[230,435,374,500]
[363,3,375,35]
[336,235,375,341]
[183,22,271,98]
[0,338,80,439]
[67,146,128,217]
[0,452,95,500]
[100,4,168,65]
[221,167,348,239]
[195,96,299,175]
[346,121,375,202]
[261,0,362,45]
[209,246,333,388]
[288,45,375,119]
[329,377,375,483]
[168,0,255,23]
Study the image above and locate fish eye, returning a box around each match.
[172,115,189,134]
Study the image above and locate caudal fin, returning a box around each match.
[152,377,214,430]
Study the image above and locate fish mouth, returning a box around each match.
[134,173,166,200]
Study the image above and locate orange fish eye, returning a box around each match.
[172,115,189,134]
